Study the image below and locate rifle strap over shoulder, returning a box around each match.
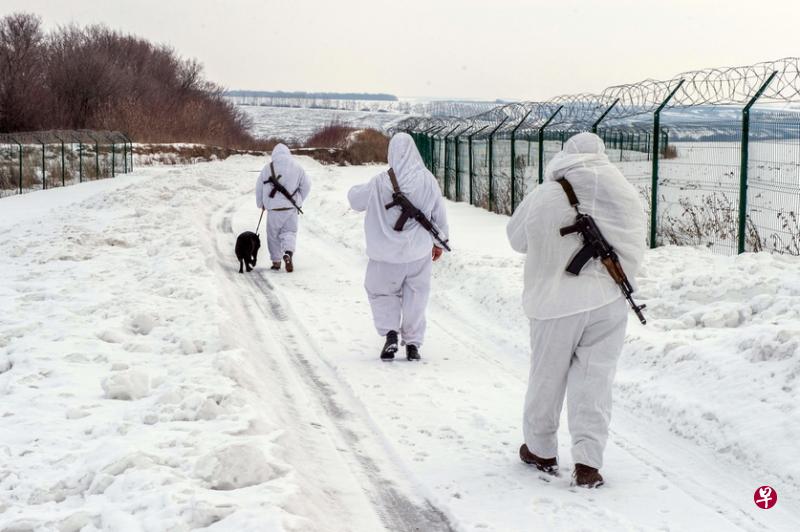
[270,162,280,181]
[556,177,580,213]
[387,168,401,194]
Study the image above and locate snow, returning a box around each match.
[1,154,799,531]
[239,105,406,142]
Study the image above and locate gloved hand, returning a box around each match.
[432,246,443,262]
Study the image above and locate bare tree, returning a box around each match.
[0,13,46,132]
[0,12,267,148]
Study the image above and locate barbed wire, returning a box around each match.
[395,57,800,135]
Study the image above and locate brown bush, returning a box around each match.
[304,122,358,149]
[302,124,389,165]
[346,129,389,164]
[662,145,678,159]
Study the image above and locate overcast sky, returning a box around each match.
[4,0,798,101]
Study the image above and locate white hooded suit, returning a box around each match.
[256,144,312,262]
[348,133,449,347]
[507,132,646,469]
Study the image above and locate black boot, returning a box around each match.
[381,331,398,361]
[406,344,421,361]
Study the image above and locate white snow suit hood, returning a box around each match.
[256,143,312,211]
[347,133,449,263]
[507,132,646,319]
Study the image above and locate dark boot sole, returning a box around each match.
[520,445,559,476]
[572,479,604,489]
[523,462,560,476]
[283,255,294,272]
[381,346,397,362]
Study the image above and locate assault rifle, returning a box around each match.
[384,168,451,252]
[557,178,646,324]
[265,162,303,214]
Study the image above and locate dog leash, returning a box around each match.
[255,208,264,234]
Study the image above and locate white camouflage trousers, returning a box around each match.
[267,209,298,262]
[364,256,432,347]
[523,297,628,469]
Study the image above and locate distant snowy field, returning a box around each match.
[239,105,408,142]
[1,156,799,531]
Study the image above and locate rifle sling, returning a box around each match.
[556,177,580,212]
[388,167,401,194]
[558,176,593,273]
[386,167,412,230]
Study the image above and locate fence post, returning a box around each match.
[421,130,428,168]
[12,138,22,194]
[428,126,440,171]
[430,126,445,177]
[467,125,487,206]
[510,110,533,213]
[77,137,83,182]
[738,70,778,254]
[421,131,429,169]
[126,134,134,172]
[591,99,620,134]
[454,126,466,201]
[53,134,66,186]
[122,135,128,173]
[111,139,116,178]
[488,117,510,212]
[443,125,459,198]
[538,106,563,184]
[429,129,437,176]
[650,79,685,249]
[38,137,46,190]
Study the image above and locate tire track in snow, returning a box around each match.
[291,185,800,531]
[215,203,456,532]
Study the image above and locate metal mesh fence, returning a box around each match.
[655,120,743,254]
[402,58,800,256]
[747,109,800,254]
[0,131,133,198]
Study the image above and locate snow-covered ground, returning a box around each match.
[1,155,799,531]
[239,105,407,143]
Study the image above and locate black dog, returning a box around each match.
[235,231,261,273]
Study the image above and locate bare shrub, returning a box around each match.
[659,192,744,248]
[662,145,678,159]
[305,122,358,149]
[767,211,800,255]
[301,124,389,165]
[346,129,389,164]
